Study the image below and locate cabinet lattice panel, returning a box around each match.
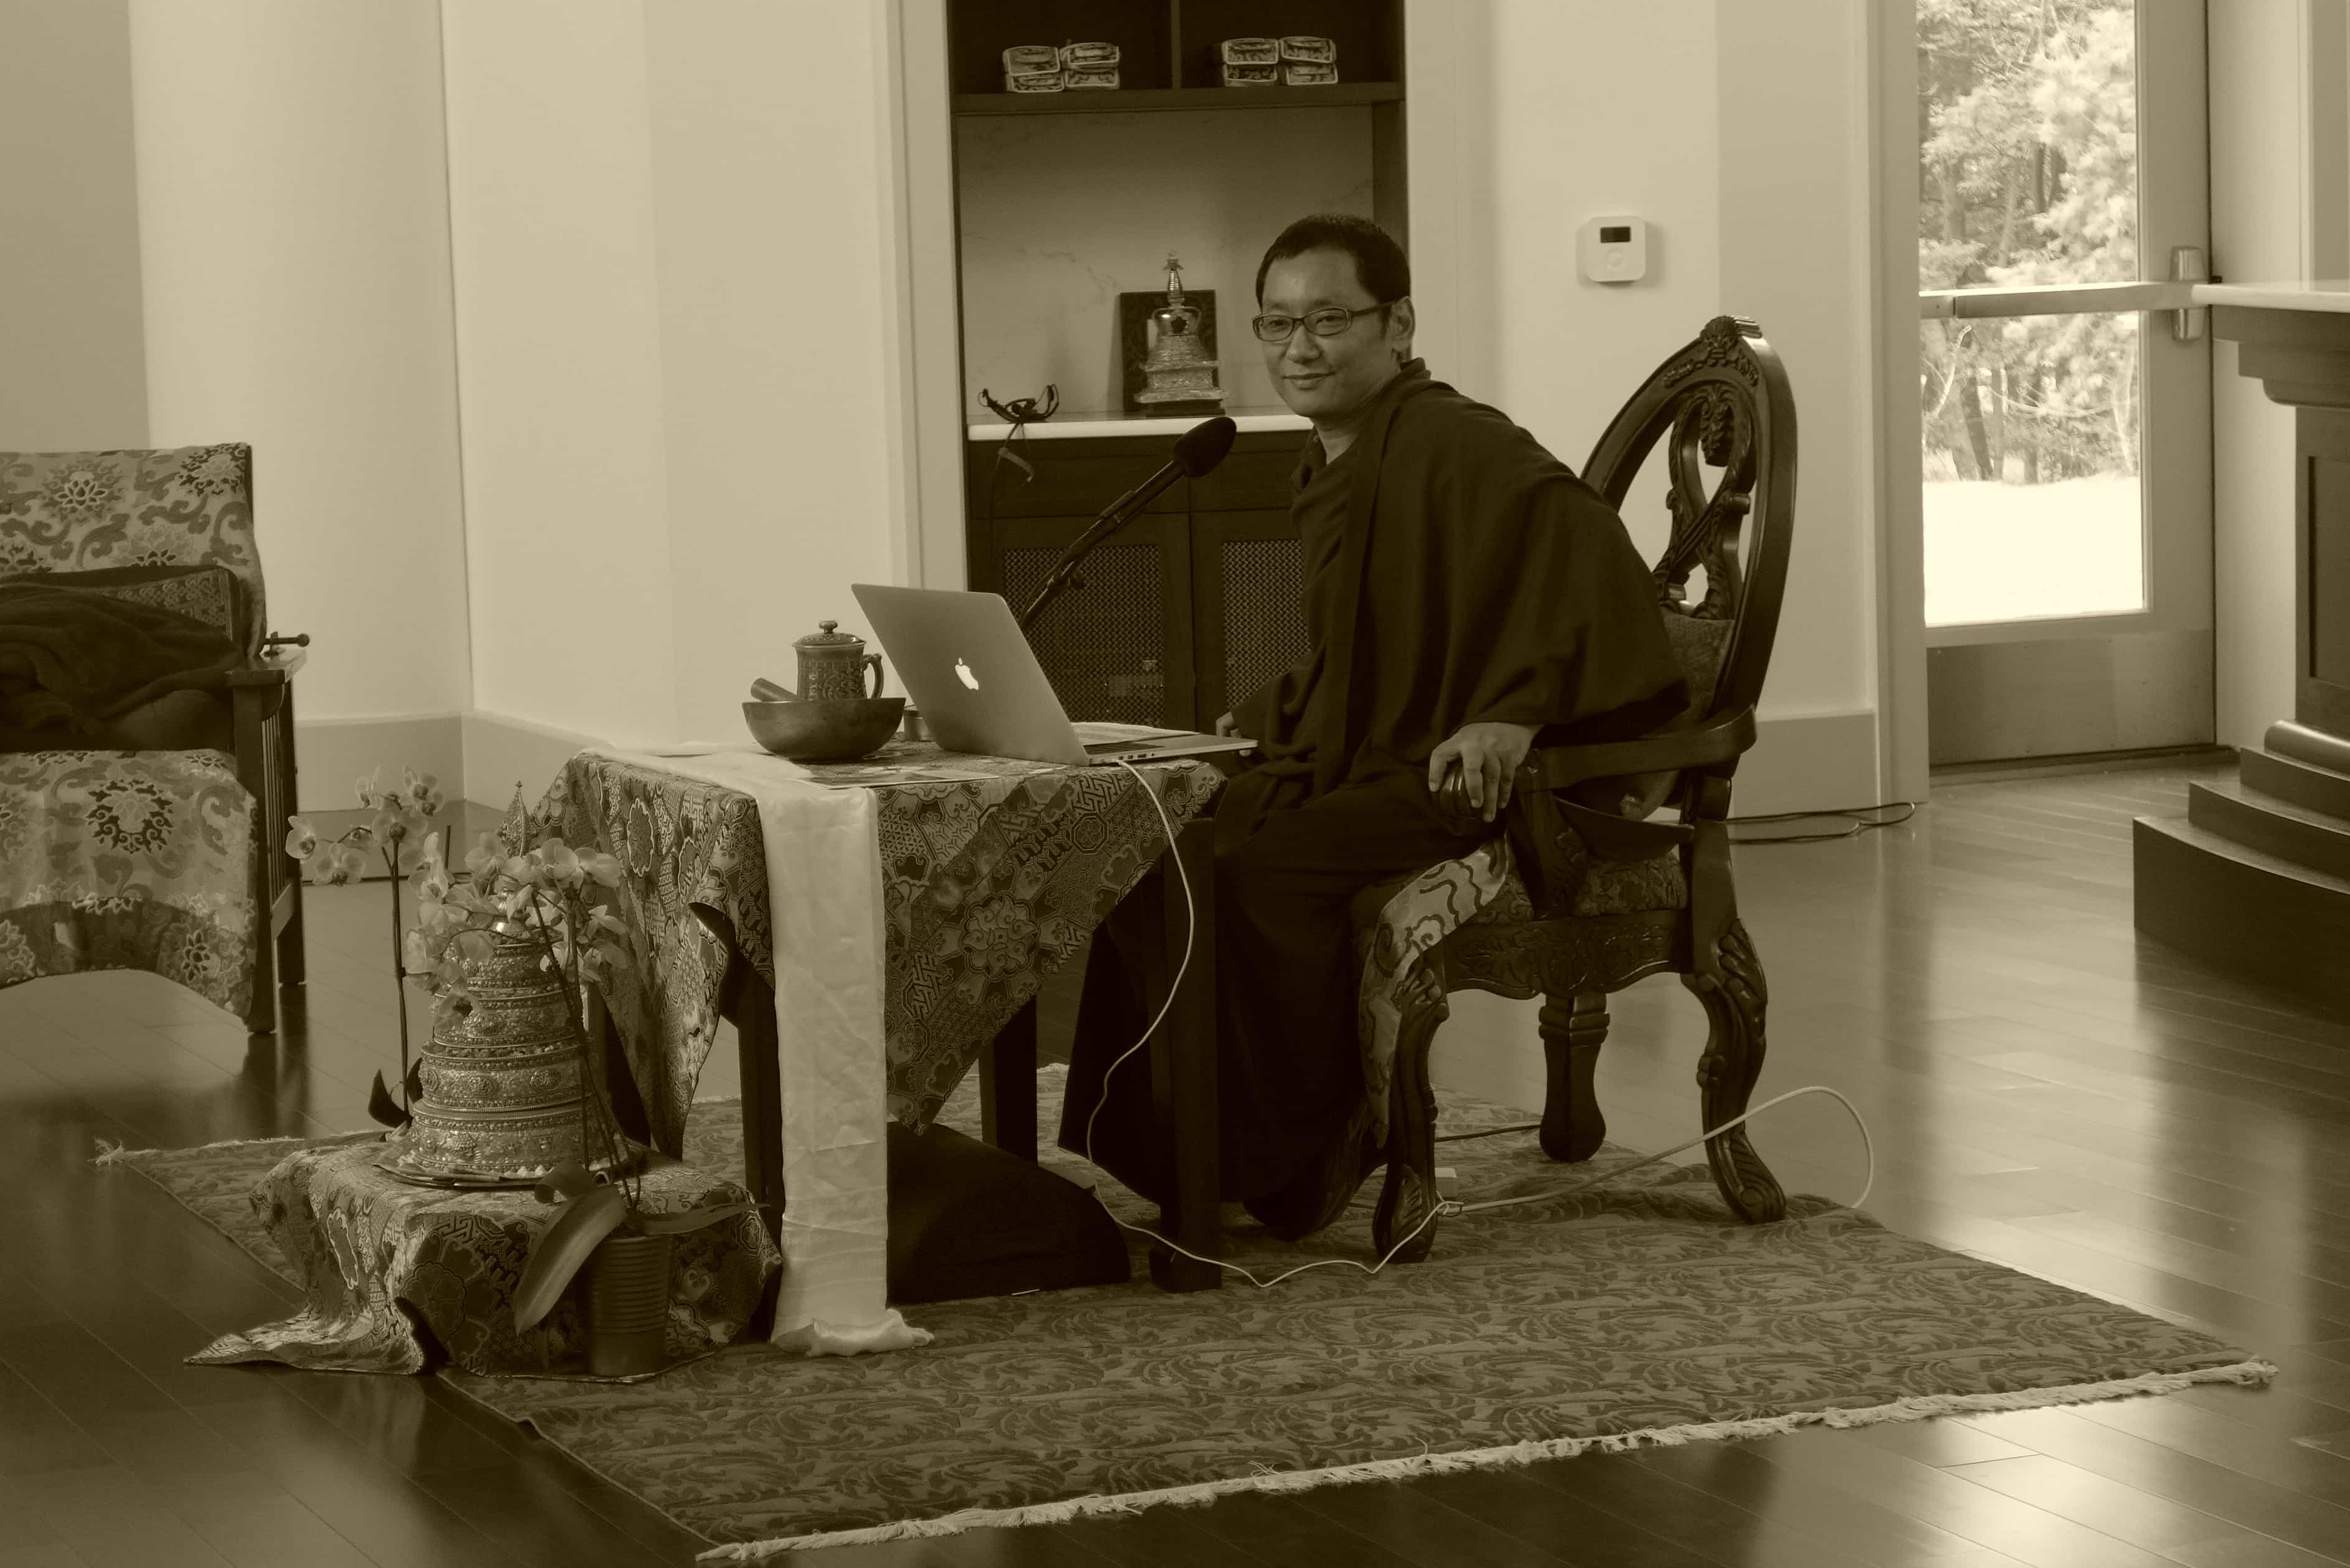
[1002,543,1166,726]
[1220,536,1309,713]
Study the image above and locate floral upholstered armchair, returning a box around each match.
[1351,317,1799,1262]
[0,446,308,1032]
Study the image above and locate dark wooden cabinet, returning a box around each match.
[965,430,1310,730]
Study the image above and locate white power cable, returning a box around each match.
[1088,759,1874,1292]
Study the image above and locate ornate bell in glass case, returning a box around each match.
[1135,254,1225,408]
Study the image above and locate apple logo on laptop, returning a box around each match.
[954,658,981,691]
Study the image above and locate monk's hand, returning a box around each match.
[1428,722,1538,825]
[1214,711,1240,737]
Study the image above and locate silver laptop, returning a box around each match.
[850,584,1258,767]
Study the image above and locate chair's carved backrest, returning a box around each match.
[0,446,266,655]
[1580,317,1797,796]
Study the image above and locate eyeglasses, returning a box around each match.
[1250,301,1397,343]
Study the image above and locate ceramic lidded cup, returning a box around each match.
[792,620,886,701]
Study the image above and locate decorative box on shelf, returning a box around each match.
[1220,35,1337,88]
[1000,40,1122,93]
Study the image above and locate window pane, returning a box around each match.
[1918,0,2138,289]
[1922,312,2145,626]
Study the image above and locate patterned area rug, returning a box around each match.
[109,1070,2270,1561]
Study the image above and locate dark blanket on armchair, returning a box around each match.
[0,579,241,750]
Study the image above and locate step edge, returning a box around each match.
[2189,775,2350,835]
[2134,812,2350,895]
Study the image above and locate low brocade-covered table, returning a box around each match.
[192,1138,778,1377]
[533,740,1228,1348]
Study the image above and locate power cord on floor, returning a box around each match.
[1728,800,1919,845]
[1086,759,1878,1291]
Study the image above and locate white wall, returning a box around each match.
[0,0,148,451]
[955,110,1376,418]
[444,0,912,784]
[1470,4,1720,504]
[126,0,470,802]
[644,0,909,745]
[2209,4,2313,748]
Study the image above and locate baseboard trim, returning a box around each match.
[1739,708,1884,816]
[293,714,464,814]
[460,709,610,810]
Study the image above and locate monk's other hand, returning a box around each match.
[1427,721,1538,824]
[1214,711,1240,737]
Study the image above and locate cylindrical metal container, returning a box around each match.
[584,1231,673,1378]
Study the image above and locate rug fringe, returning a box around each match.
[90,1129,369,1167]
[693,1358,2278,1559]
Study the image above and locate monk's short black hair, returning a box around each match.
[1255,214,1410,306]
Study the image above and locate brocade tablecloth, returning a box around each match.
[191,1139,777,1377]
[532,742,1224,1159]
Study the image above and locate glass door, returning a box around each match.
[1918,0,2212,764]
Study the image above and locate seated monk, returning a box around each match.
[1059,213,1688,1239]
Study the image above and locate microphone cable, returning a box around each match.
[1090,760,1876,1292]
[1729,799,1919,846]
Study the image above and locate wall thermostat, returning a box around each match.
[1578,215,1647,284]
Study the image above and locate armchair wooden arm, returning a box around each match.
[1429,705,1760,919]
[1520,706,1756,796]
[225,644,309,688]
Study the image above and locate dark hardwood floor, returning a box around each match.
[5,761,2350,1567]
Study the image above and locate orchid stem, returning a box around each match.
[389,830,411,1111]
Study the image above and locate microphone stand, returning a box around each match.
[1015,480,1146,635]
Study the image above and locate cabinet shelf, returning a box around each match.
[952,82,1402,116]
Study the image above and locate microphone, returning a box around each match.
[1016,416,1237,633]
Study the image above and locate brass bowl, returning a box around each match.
[742,696,906,762]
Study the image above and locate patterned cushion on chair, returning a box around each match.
[0,749,257,1017]
[1346,838,1685,1144]
[0,447,265,655]
[1484,852,1687,922]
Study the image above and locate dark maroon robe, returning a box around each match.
[1060,360,1686,1212]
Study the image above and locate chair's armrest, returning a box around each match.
[227,646,307,686]
[1519,706,1756,793]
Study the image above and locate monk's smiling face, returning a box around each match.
[1257,248,1415,432]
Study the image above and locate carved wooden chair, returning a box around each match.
[1355,315,1798,1262]
[0,446,307,1033]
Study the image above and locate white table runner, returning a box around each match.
[591,744,930,1356]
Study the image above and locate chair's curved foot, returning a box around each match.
[1682,918,1786,1223]
[1537,991,1608,1162]
[1372,1151,1442,1266]
[1372,962,1449,1265]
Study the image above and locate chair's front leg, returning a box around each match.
[1372,956,1449,1265]
[274,676,306,987]
[1684,916,1786,1223]
[1537,991,1609,1162]
[232,681,277,1035]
